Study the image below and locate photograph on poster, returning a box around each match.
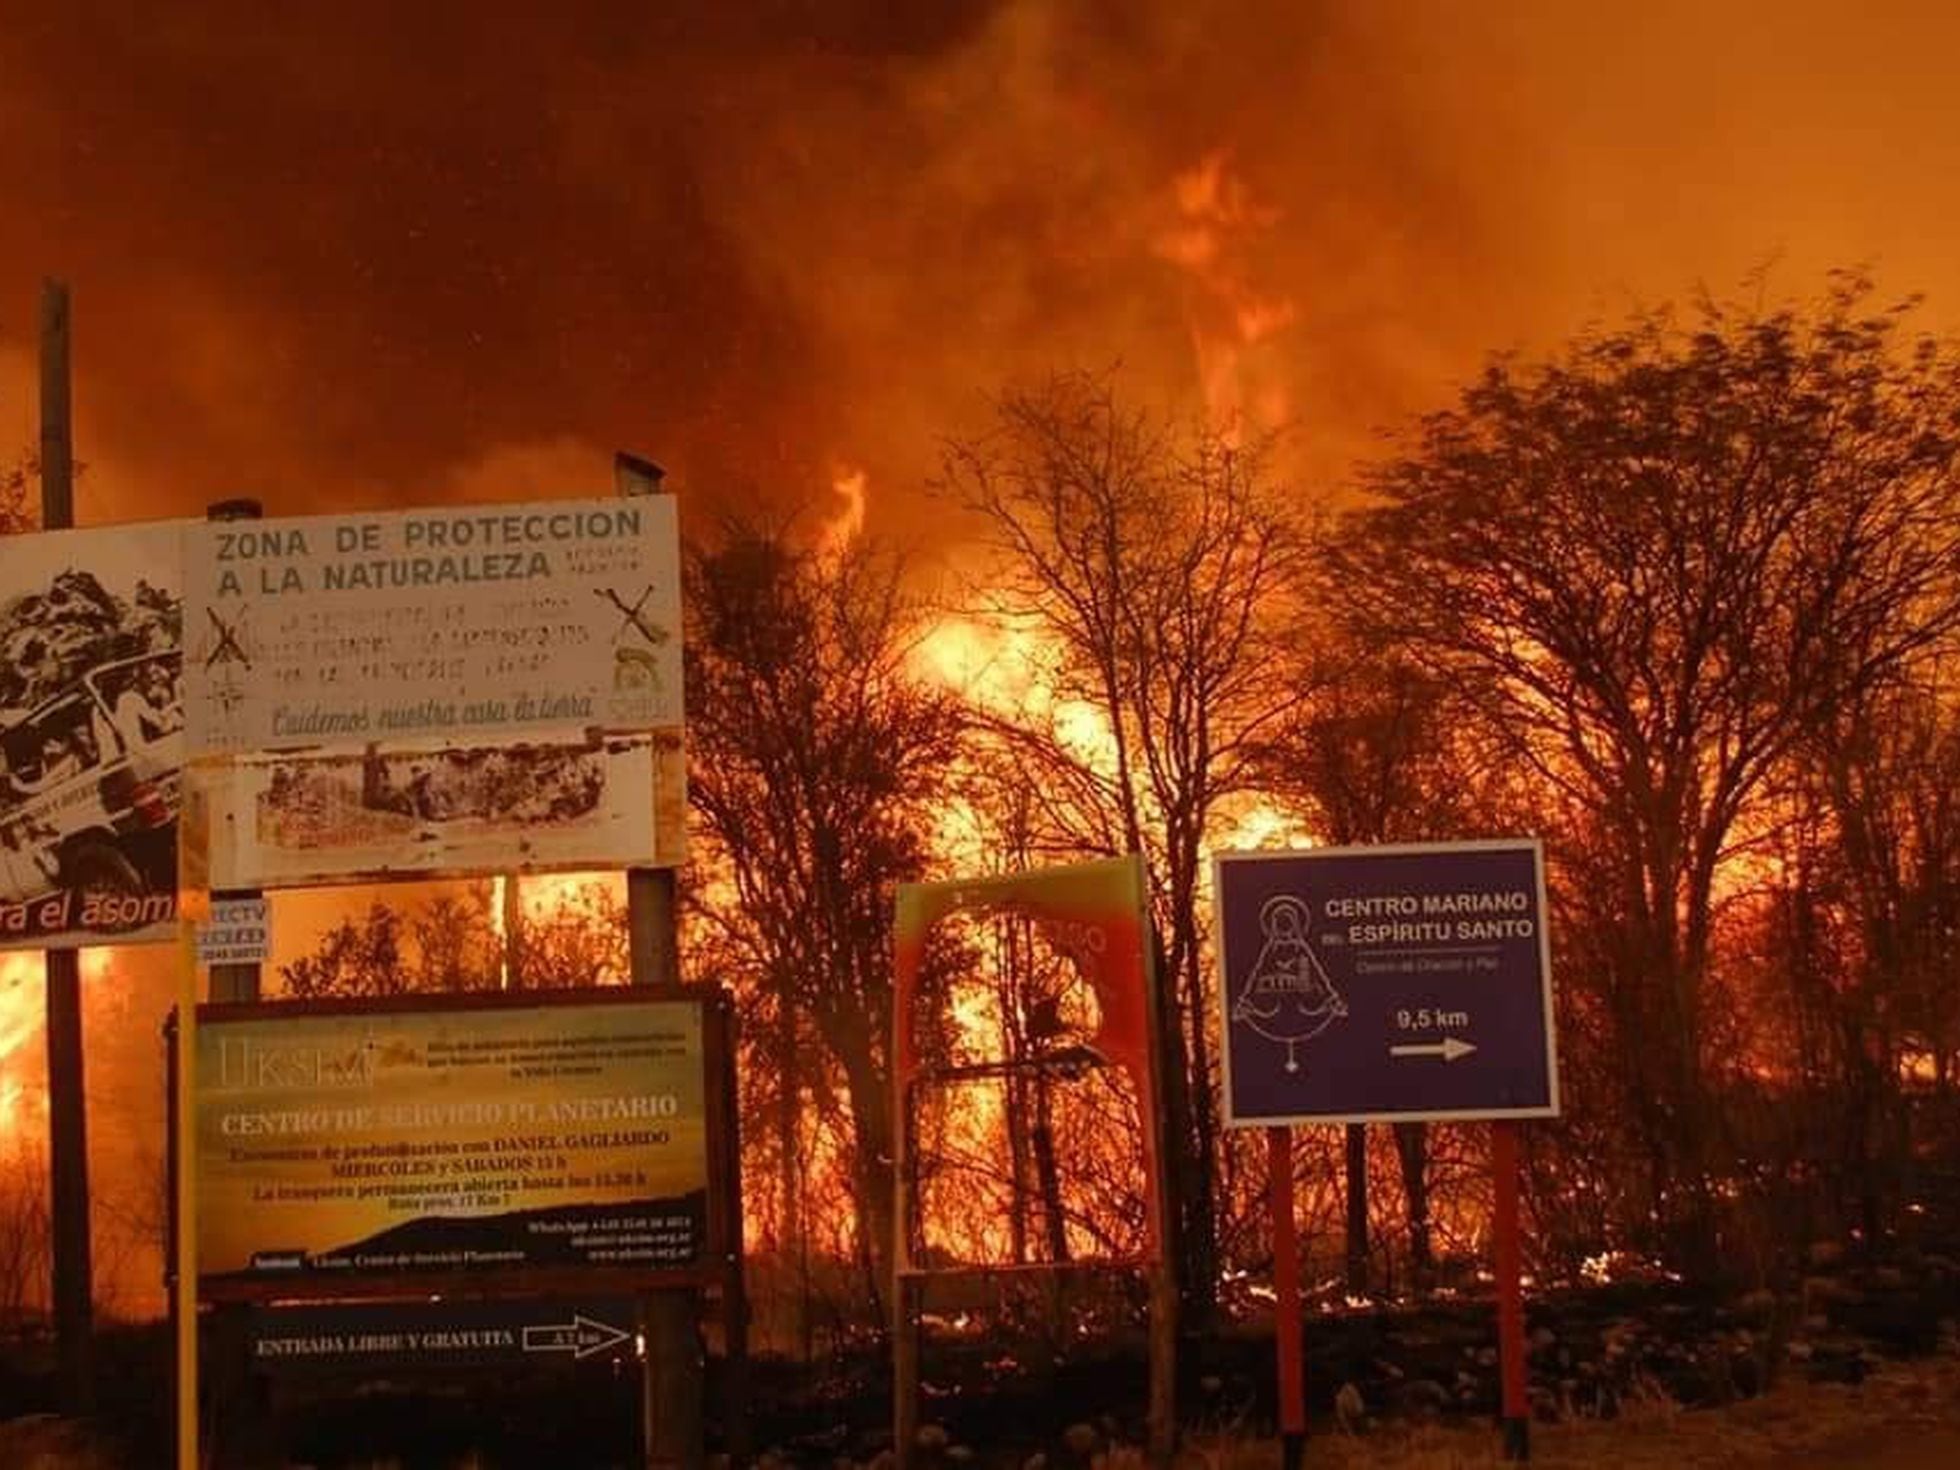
[0,522,186,949]
[195,729,684,889]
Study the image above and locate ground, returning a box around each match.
[1231,1353,1960,1470]
[0,1342,1955,1467]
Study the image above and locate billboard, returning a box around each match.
[182,497,682,756]
[194,990,719,1297]
[1215,840,1559,1126]
[186,727,686,889]
[0,520,186,950]
[892,854,1164,1267]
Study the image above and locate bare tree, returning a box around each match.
[944,372,1311,1319]
[279,879,632,999]
[0,1136,51,1319]
[686,518,966,1319]
[1761,662,1960,1255]
[1332,275,1960,1268]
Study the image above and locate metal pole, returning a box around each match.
[1138,894,1179,1469]
[39,277,94,1418]
[619,454,702,1470]
[715,992,751,1466]
[1493,1121,1530,1461]
[1269,1127,1305,1470]
[891,1066,919,1470]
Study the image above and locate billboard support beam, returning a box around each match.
[203,497,273,1470]
[39,276,94,1419]
[620,453,704,1470]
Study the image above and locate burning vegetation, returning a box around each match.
[5,282,1960,1364]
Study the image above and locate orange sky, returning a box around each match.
[6,2,1960,533]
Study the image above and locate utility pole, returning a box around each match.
[617,451,703,1470]
[39,278,94,1418]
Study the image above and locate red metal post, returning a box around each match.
[1492,1120,1529,1460]
[1268,1127,1305,1470]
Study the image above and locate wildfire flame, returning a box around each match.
[1155,150,1297,438]
[0,948,116,1143]
[820,466,869,562]
[0,953,44,1141]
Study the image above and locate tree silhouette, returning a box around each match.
[686,518,965,1319]
[944,372,1312,1319]
[1334,275,1960,1266]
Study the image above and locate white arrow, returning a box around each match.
[1389,1036,1477,1062]
[521,1313,634,1360]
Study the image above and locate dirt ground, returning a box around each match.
[1,1352,1956,1468]
[1198,1353,1960,1470]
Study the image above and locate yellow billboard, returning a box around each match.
[194,991,716,1292]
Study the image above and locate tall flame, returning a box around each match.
[1155,150,1298,437]
[0,953,44,1141]
[819,466,869,562]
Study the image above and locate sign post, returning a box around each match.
[1492,1120,1529,1459]
[1215,839,1558,1463]
[615,451,705,1470]
[1268,1127,1304,1470]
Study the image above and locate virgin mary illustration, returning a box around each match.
[1232,895,1348,1074]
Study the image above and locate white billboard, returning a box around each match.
[182,497,682,755]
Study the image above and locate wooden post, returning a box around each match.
[501,872,525,987]
[1138,903,1179,1469]
[1343,1123,1368,1298]
[1492,1121,1529,1461]
[715,991,751,1466]
[891,1061,919,1470]
[38,277,95,1419]
[204,499,267,1469]
[1268,1127,1305,1470]
[201,501,263,1011]
[619,454,703,1470]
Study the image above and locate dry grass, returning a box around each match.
[1171,1355,1960,1470]
[0,1414,120,1470]
[2,1355,1956,1468]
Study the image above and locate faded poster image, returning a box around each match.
[0,522,187,949]
[195,728,686,889]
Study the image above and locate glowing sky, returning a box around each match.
[6,1,1960,531]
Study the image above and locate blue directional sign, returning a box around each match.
[1215,840,1559,1125]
